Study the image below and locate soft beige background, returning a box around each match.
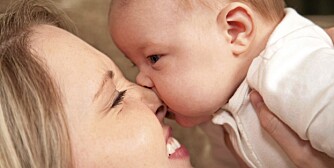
[1,1,334,167]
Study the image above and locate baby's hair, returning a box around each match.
[179,0,286,22]
[235,0,286,21]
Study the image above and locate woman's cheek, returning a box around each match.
[112,114,168,166]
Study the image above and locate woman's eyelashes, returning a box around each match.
[111,90,127,108]
[147,54,161,64]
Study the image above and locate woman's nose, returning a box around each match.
[136,72,154,88]
[155,104,167,121]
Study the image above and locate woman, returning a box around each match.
[0,0,192,167]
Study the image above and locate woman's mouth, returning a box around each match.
[167,137,180,155]
[165,127,190,159]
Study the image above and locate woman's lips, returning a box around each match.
[168,145,190,159]
[165,127,190,159]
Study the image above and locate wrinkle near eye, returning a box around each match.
[101,90,118,114]
[93,71,115,102]
[92,70,121,115]
[111,90,126,108]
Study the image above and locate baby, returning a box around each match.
[109,0,334,167]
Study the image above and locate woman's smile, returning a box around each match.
[164,127,190,159]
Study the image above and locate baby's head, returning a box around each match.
[109,0,285,127]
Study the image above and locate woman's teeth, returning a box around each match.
[167,137,181,156]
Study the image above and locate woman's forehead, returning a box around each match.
[30,24,118,72]
[30,24,122,99]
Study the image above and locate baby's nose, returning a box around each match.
[136,72,154,88]
[141,87,167,120]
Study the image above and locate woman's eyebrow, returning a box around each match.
[93,70,114,101]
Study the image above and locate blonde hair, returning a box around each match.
[0,0,75,167]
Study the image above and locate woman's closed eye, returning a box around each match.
[111,90,127,108]
[147,55,161,64]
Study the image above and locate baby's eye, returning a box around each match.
[147,55,161,64]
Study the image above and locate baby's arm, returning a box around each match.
[250,91,334,168]
[258,47,334,157]
[248,27,334,157]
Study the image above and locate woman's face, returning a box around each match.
[30,25,192,168]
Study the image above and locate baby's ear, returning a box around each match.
[217,3,255,56]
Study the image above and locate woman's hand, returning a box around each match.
[250,91,334,168]
[326,27,334,42]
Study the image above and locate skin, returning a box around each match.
[109,0,263,127]
[30,25,192,168]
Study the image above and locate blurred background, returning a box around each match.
[1,0,333,167]
[286,0,334,15]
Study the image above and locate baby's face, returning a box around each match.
[110,0,244,127]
